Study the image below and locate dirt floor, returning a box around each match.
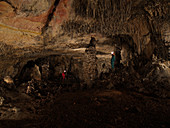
[0,86,169,128]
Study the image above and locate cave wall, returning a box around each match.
[0,0,169,83]
[65,0,169,56]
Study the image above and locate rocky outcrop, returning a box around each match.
[83,37,97,86]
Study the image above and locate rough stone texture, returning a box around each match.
[0,97,4,106]
[0,0,169,85]
[83,37,97,86]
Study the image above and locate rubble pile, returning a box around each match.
[0,77,60,120]
[103,58,170,98]
[0,55,169,126]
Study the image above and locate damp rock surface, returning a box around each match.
[0,0,169,127]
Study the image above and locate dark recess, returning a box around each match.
[41,0,60,34]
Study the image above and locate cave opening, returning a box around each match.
[111,34,137,69]
[15,55,81,89]
[17,60,42,84]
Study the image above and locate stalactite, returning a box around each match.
[110,0,113,14]
[101,0,104,24]
[86,0,89,18]
[92,0,98,19]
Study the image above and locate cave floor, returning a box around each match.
[0,86,169,128]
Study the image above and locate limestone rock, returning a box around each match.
[0,97,4,106]
[3,76,14,84]
[31,64,42,81]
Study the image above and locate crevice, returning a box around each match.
[0,0,17,12]
[41,0,60,35]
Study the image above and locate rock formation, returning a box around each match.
[0,1,170,126]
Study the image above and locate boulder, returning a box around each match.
[3,76,14,84]
[0,97,4,106]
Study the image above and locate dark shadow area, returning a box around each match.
[41,0,60,34]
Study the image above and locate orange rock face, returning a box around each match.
[0,0,70,32]
[0,0,71,48]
